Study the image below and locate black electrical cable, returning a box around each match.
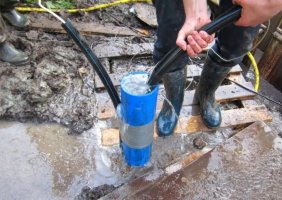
[62,19,121,108]
[147,5,242,87]
[189,57,282,107]
[227,79,282,107]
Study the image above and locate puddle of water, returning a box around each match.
[0,121,122,200]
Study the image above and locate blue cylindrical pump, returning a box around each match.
[119,72,159,166]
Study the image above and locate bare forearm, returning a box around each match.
[268,0,282,15]
[176,0,213,57]
[183,0,209,25]
[234,0,282,26]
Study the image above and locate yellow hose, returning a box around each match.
[16,0,152,13]
[247,51,259,92]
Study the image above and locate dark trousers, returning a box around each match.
[153,0,260,71]
[0,0,19,42]
[0,0,19,11]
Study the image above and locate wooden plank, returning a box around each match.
[241,99,259,108]
[101,105,272,146]
[93,42,153,58]
[95,74,121,90]
[183,82,255,106]
[100,149,207,199]
[95,64,242,89]
[96,93,115,120]
[228,73,248,85]
[101,129,120,146]
[97,82,256,120]
[187,64,242,78]
[30,19,140,36]
[183,105,272,134]
[97,109,116,120]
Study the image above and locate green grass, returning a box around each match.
[22,0,75,9]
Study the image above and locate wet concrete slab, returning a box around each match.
[0,121,122,200]
[102,121,282,200]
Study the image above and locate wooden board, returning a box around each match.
[101,129,120,146]
[183,105,272,134]
[184,81,255,105]
[93,42,154,58]
[101,105,272,146]
[95,74,120,90]
[30,19,140,36]
[96,81,256,119]
[241,99,259,108]
[183,82,255,106]
[228,73,248,85]
[187,64,242,78]
[95,64,242,89]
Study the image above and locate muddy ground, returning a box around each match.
[0,1,282,200]
[0,1,155,134]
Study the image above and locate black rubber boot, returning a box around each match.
[2,9,29,28]
[157,68,186,137]
[0,41,29,66]
[195,55,232,129]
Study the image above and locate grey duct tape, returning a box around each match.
[120,120,154,149]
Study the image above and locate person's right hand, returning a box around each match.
[176,17,214,57]
[233,0,282,27]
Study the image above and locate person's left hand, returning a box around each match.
[176,17,214,57]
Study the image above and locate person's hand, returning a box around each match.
[233,0,282,27]
[176,17,214,57]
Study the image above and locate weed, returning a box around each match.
[22,0,75,9]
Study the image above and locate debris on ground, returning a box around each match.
[75,185,116,200]
[193,135,207,149]
[131,3,158,27]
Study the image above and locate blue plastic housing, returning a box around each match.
[120,72,159,126]
[121,142,152,166]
